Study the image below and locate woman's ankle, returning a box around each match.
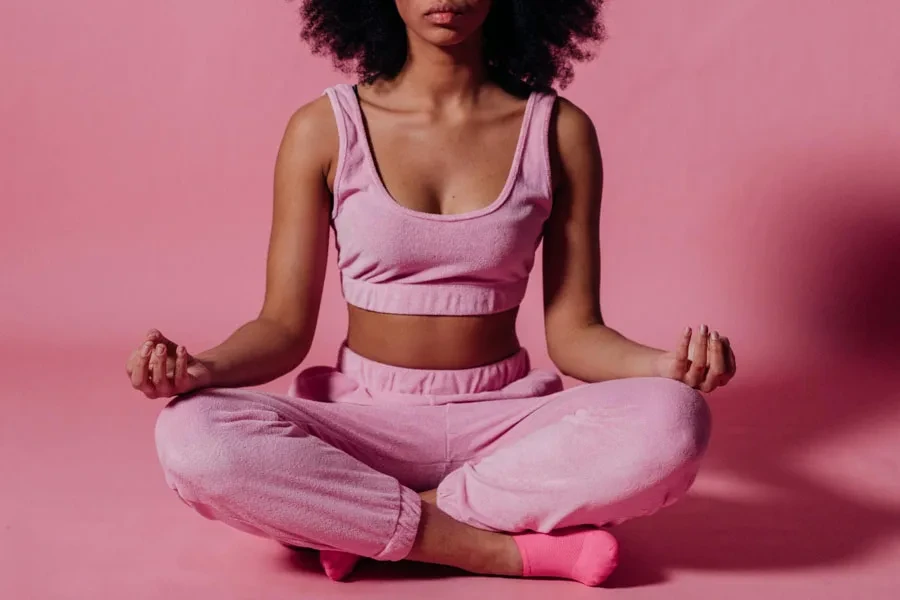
[406,501,523,576]
[476,534,523,576]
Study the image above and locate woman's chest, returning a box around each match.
[365,112,525,216]
[333,196,549,278]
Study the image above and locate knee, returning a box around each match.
[154,389,250,495]
[639,378,712,468]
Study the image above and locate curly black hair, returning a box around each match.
[296,0,606,95]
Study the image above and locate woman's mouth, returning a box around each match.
[424,5,464,26]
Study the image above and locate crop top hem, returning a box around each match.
[341,276,527,316]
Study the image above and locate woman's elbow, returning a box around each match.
[546,336,581,379]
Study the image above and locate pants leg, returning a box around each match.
[154,386,444,561]
[437,377,712,532]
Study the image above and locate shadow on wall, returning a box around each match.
[274,163,900,587]
[607,168,900,586]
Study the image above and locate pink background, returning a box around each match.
[2,1,899,598]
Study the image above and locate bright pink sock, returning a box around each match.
[513,527,619,587]
[319,550,361,581]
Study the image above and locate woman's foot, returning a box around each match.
[320,489,618,587]
[319,550,360,581]
[406,497,617,585]
[513,526,619,586]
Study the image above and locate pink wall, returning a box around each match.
[3,0,900,588]
[3,0,899,377]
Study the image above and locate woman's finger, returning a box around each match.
[131,341,157,397]
[147,329,179,354]
[684,324,709,388]
[701,330,727,392]
[173,346,189,392]
[671,326,692,378]
[151,344,173,396]
[131,341,152,387]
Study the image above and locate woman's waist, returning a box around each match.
[331,342,536,398]
[346,305,521,370]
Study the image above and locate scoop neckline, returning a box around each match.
[347,84,536,222]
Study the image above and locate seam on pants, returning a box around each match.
[293,408,451,467]
[441,404,451,480]
[447,394,561,466]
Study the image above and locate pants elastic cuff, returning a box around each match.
[373,484,421,561]
[434,483,459,520]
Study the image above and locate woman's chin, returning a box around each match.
[416,26,476,47]
[428,33,472,47]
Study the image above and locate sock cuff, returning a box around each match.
[512,534,534,577]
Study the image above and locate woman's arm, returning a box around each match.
[542,99,736,390]
[192,98,336,388]
[541,99,666,383]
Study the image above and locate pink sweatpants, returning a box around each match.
[155,346,711,561]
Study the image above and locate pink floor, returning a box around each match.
[4,1,900,598]
[3,342,898,600]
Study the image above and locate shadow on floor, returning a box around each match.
[282,546,465,582]
[282,174,900,588]
[610,178,900,586]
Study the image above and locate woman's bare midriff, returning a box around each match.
[346,305,521,370]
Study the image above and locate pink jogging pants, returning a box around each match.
[155,345,711,561]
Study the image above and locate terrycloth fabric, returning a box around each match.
[155,345,710,562]
[323,83,556,316]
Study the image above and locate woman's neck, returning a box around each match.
[380,32,489,111]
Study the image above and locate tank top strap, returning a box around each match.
[322,83,370,219]
[514,89,558,201]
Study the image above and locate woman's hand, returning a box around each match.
[126,330,212,399]
[655,324,736,392]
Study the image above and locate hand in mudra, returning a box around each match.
[125,330,211,399]
[656,324,736,393]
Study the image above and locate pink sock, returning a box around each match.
[513,527,619,587]
[319,550,361,581]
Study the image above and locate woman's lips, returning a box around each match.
[425,11,462,26]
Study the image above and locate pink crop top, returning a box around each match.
[323,83,556,316]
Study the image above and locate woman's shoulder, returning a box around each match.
[542,94,602,189]
[285,94,338,139]
[278,94,340,165]
[544,94,599,172]
[552,95,596,138]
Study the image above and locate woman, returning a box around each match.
[126,0,736,586]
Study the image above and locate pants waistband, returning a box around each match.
[336,343,531,396]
